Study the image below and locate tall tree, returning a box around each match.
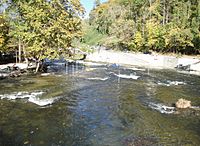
[5,0,84,72]
[0,13,9,51]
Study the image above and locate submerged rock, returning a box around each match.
[123,136,157,146]
[148,102,175,114]
[175,98,191,109]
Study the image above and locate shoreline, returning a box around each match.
[86,49,200,75]
[0,63,36,79]
[1,49,200,77]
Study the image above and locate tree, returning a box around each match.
[88,0,200,54]
[133,31,145,51]
[5,0,84,72]
[0,13,9,52]
[94,0,101,8]
[146,19,166,52]
[0,14,5,48]
[165,26,194,53]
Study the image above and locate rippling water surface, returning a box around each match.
[0,63,200,146]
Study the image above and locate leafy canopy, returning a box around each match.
[1,0,84,60]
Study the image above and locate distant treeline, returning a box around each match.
[89,0,200,54]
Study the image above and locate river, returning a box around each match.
[0,62,200,146]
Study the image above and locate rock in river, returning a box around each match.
[175,98,191,109]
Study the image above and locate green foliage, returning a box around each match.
[1,0,84,67]
[89,0,200,54]
[82,21,108,45]
[134,31,145,51]
[146,19,165,52]
[165,25,194,53]
[0,14,9,51]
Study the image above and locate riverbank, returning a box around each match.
[86,49,200,75]
[0,63,36,79]
[1,49,200,77]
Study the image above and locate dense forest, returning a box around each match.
[0,0,200,67]
[89,0,200,54]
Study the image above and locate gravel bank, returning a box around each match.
[86,49,200,74]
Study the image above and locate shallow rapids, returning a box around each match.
[0,63,200,146]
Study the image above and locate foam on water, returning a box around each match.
[77,61,105,66]
[148,102,175,114]
[87,77,109,81]
[157,80,186,86]
[157,82,171,86]
[0,91,58,106]
[113,73,140,80]
[41,73,52,76]
[129,67,146,71]
[191,106,200,109]
[85,68,98,72]
[28,97,58,106]
[168,81,186,85]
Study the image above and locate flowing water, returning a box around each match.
[0,62,200,146]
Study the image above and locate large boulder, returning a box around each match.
[175,98,191,109]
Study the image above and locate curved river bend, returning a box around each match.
[0,63,200,146]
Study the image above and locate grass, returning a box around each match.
[71,22,109,58]
[82,22,108,46]
[72,21,121,54]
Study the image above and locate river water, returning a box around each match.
[0,62,200,146]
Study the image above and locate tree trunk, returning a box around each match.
[18,39,21,63]
[35,61,40,73]
[163,0,166,25]
[16,50,18,63]
[166,3,169,24]
[23,44,29,67]
[142,14,145,37]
